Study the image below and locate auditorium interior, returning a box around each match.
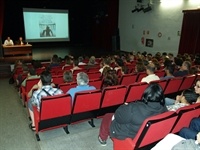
[0,0,200,150]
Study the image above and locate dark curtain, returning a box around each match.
[178,10,200,55]
[0,0,4,37]
[0,0,4,57]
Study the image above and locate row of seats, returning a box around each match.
[112,102,200,150]
[20,72,200,107]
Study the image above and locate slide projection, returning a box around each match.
[23,8,69,42]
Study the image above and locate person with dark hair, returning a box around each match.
[63,71,73,83]
[135,62,146,73]
[141,63,160,83]
[4,36,14,46]
[98,83,167,146]
[28,71,63,131]
[15,37,26,45]
[160,64,175,80]
[99,57,112,74]
[21,68,39,87]
[173,61,191,77]
[48,54,60,69]
[70,59,82,73]
[102,69,119,89]
[166,89,199,111]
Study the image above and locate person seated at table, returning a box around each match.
[98,83,167,146]
[4,36,14,46]
[15,36,26,45]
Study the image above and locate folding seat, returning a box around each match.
[136,72,147,82]
[124,82,148,103]
[178,74,196,92]
[112,111,178,150]
[62,65,73,71]
[52,75,64,85]
[150,79,168,91]
[98,85,127,117]
[73,69,87,76]
[21,78,40,106]
[87,71,101,79]
[154,70,165,78]
[125,64,135,73]
[33,94,72,141]
[87,66,100,73]
[67,90,102,133]
[58,82,77,93]
[164,77,183,95]
[89,78,102,89]
[119,73,138,86]
[36,68,45,75]
[196,73,200,80]
[171,103,200,134]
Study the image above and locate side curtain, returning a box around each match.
[0,0,4,37]
[178,10,200,55]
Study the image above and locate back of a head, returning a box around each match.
[63,71,73,83]
[146,63,156,73]
[183,61,191,70]
[29,68,36,76]
[182,89,199,104]
[165,64,175,75]
[40,71,52,85]
[77,72,89,85]
[142,83,165,105]
[102,71,119,87]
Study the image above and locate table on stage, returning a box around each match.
[2,44,32,62]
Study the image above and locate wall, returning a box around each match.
[119,0,200,55]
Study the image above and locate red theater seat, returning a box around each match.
[33,94,72,141]
[112,111,178,150]
[119,73,137,86]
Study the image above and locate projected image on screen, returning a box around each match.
[23,8,69,42]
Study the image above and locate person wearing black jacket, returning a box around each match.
[98,83,168,146]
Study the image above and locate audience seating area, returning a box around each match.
[14,59,200,147]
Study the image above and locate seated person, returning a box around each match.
[101,69,119,89]
[166,89,199,111]
[21,68,39,87]
[63,71,73,83]
[15,36,26,45]
[179,117,200,140]
[28,71,63,130]
[141,63,160,83]
[152,133,200,150]
[160,64,175,80]
[4,36,14,46]
[173,61,191,77]
[98,83,167,146]
[67,72,96,102]
[99,57,112,74]
[70,59,82,73]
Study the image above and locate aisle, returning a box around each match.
[0,78,40,150]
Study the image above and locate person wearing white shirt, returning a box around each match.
[141,63,160,83]
[4,36,14,46]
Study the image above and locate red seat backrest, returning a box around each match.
[155,70,165,78]
[119,73,138,86]
[150,79,168,91]
[40,94,72,120]
[89,78,102,89]
[164,77,183,95]
[52,75,64,85]
[112,111,178,150]
[25,78,40,93]
[101,85,127,108]
[58,82,77,93]
[72,90,102,114]
[136,72,147,82]
[178,74,197,91]
[87,71,101,79]
[125,82,148,103]
[171,103,200,133]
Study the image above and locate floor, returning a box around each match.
[0,78,113,150]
